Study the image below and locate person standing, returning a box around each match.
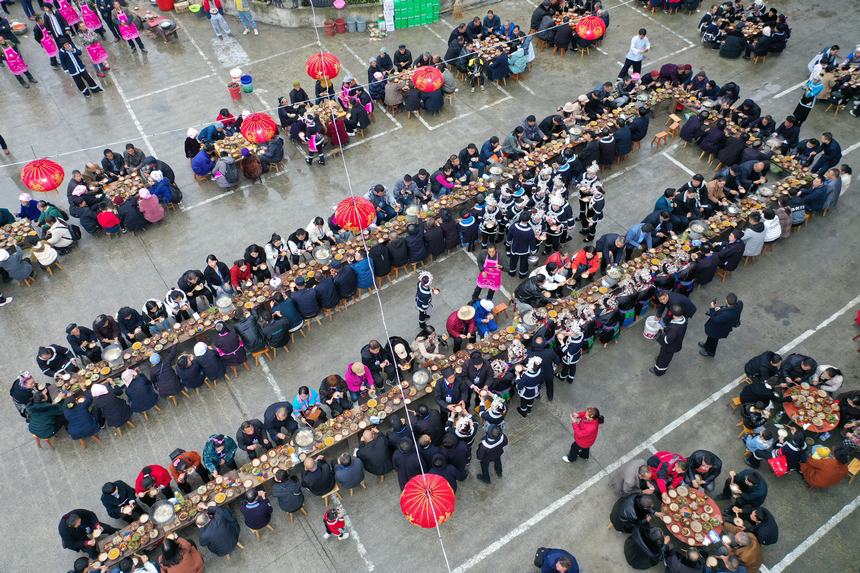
[507,211,537,278]
[618,28,650,79]
[234,0,258,35]
[649,304,687,377]
[562,407,604,464]
[203,0,232,39]
[111,1,147,53]
[557,328,584,383]
[699,293,743,357]
[515,356,543,417]
[475,424,507,484]
[58,37,102,97]
[415,271,437,330]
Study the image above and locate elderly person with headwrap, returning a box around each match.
[194,341,227,383]
[148,170,173,204]
[184,127,201,160]
[137,187,164,224]
[121,367,160,417]
[214,322,247,367]
[91,382,134,431]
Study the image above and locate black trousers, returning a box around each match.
[618,57,642,79]
[187,288,215,312]
[14,71,36,86]
[517,396,535,416]
[624,245,639,261]
[479,458,502,479]
[653,347,676,375]
[71,71,99,95]
[544,377,554,401]
[703,336,720,355]
[127,36,145,50]
[567,443,590,461]
[0,134,6,151]
[418,309,430,329]
[175,467,212,493]
[559,361,578,382]
[101,12,121,39]
[508,253,530,277]
[471,286,496,301]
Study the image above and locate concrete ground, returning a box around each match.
[0,0,858,571]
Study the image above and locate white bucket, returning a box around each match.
[229,67,243,81]
[643,316,661,340]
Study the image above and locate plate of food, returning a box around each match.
[108,548,121,560]
[669,503,679,512]
[661,515,672,524]
[214,492,227,504]
[668,490,678,498]
[675,486,688,496]
[670,524,680,533]
[324,437,335,447]
[367,399,378,408]
[690,521,703,533]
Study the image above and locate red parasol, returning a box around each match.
[20,158,64,192]
[576,15,606,41]
[306,52,342,82]
[412,66,444,92]
[333,197,377,232]
[240,112,278,144]
[400,473,456,528]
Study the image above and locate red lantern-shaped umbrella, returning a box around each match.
[412,66,444,93]
[21,158,64,192]
[576,15,606,41]
[400,473,456,528]
[334,196,377,233]
[306,52,341,82]
[240,112,278,144]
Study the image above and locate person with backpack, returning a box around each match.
[44,216,77,254]
[213,150,239,189]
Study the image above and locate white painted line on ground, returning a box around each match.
[424,23,448,44]
[244,41,319,68]
[772,81,806,100]
[662,150,696,176]
[451,293,860,572]
[603,143,680,182]
[645,442,658,454]
[258,356,286,400]
[0,136,146,169]
[595,46,609,55]
[616,60,625,67]
[643,45,694,69]
[112,76,156,156]
[464,250,512,300]
[415,112,434,130]
[341,126,403,150]
[769,494,860,573]
[181,190,235,212]
[843,140,860,156]
[518,80,536,96]
[334,497,376,571]
[126,74,216,102]
[495,82,512,98]
[627,4,694,46]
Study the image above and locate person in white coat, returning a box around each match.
[45,218,75,254]
[761,209,781,244]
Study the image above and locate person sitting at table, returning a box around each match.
[196,507,241,558]
[242,243,271,283]
[166,449,210,495]
[421,86,444,114]
[202,433,237,475]
[683,450,722,493]
[719,468,767,509]
[728,506,779,547]
[262,402,298,446]
[101,148,126,178]
[778,353,817,384]
[800,447,849,489]
[292,385,326,427]
[235,418,269,460]
[83,161,113,185]
[317,374,352,417]
[59,509,118,559]
[393,44,412,71]
[35,343,78,379]
[198,121,226,144]
[96,202,121,235]
[184,128,201,162]
[91,313,123,349]
[191,145,216,177]
[610,492,654,533]
[302,455,336,496]
[344,361,375,401]
[117,306,148,345]
[624,525,668,571]
[743,351,782,384]
[177,268,215,313]
[213,321,246,369]
[158,535,205,573]
[646,450,686,493]
[135,188,164,225]
[66,323,102,363]
[100,480,143,524]
[134,464,174,509]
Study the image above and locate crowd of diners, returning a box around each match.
[697,1,791,60]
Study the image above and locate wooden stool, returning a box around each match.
[667,114,682,127]
[579,46,590,58]
[289,324,307,345]
[288,506,309,523]
[378,474,385,483]
[115,419,136,437]
[650,131,669,149]
[847,458,860,484]
[252,348,271,366]
[16,276,34,287]
[445,92,455,105]
[698,150,714,164]
[228,362,252,378]
[743,255,756,268]
[495,77,507,87]
[717,268,731,283]
[535,38,548,51]
[736,421,754,438]
[168,395,178,407]
[349,481,367,496]
[268,161,284,173]
[667,122,680,138]
[43,260,64,276]
[552,46,566,57]
[34,435,55,449]
[194,173,209,183]
[751,54,767,64]
[354,128,366,138]
[251,523,276,540]
[321,485,342,507]
[824,102,846,115]
[492,302,509,321]
[631,140,641,152]
[78,434,101,449]
[729,396,742,411]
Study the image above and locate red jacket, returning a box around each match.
[571,250,601,275]
[202,0,223,13]
[572,411,600,448]
[647,451,687,494]
[97,210,121,230]
[446,312,475,337]
[135,464,173,493]
[230,264,251,289]
[545,251,570,269]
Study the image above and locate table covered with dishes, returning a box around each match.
[213,133,261,162]
[659,485,724,547]
[0,219,39,253]
[782,384,840,433]
[102,172,148,201]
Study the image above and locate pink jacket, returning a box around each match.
[344,362,373,392]
[138,195,165,224]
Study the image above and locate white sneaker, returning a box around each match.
[253,28,259,35]
[561,456,570,463]
[323,533,331,539]
[0,297,11,307]
[339,532,350,540]
[243,28,250,34]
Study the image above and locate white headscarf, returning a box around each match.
[91,383,109,397]
[193,342,208,357]
[150,170,164,182]
[187,127,199,139]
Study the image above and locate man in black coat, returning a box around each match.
[596,232,626,273]
[59,509,117,558]
[66,323,102,363]
[699,293,743,357]
[393,44,412,71]
[691,246,720,285]
[630,108,650,142]
[291,277,320,318]
[739,506,779,546]
[405,222,428,263]
[743,351,782,383]
[387,232,409,267]
[527,335,559,401]
[441,433,470,477]
[235,310,266,352]
[506,211,537,278]
[361,339,396,385]
[778,353,817,384]
[715,231,745,272]
[314,272,340,309]
[392,440,423,490]
[414,404,444,445]
[369,239,392,277]
[197,506,241,557]
[332,259,358,299]
[262,316,290,349]
[357,429,394,477]
[654,290,697,322]
[649,306,687,377]
[387,416,414,451]
[100,481,143,523]
[434,367,468,417]
[263,402,298,445]
[463,351,492,407]
[683,450,722,492]
[301,455,336,496]
[236,419,270,459]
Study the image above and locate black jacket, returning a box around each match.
[199,507,240,557]
[656,292,697,319]
[683,450,722,488]
[235,314,266,352]
[719,33,745,58]
[526,342,559,384]
[262,317,290,348]
[717,240,744,271]
[742,506,778,545]
[334,265,358,299]
[424,225,445,257]
[37,344,77,377]
[197,347,227,381]
[235,418,269,452]
[743,351,780,383]
[203,261,232,289]
[118,198,148,231]
[92,388,132,428]
[704,301,743,339]
[263,402,298,441]
[434,379,468,413]
[315,276,340,309]
[414,409,444,445]
[100,480,137,519]
[630,116,650,142]
[392,448,423,489]
[387,237,409,267]
[476,433,507,462]
[369,243,392,276]
[292,287,320,318]
[405,223,428,263]
[151,346,181,398]
[177,356,206,389]
[658,317,687,353]
[680,116,705,143]
[271,478,304,513]
[357,434,394,475]
[699,126,726,154]
[59,509,102,552]
[691,253,719,284]
[302,460,336,496]
[506,221,536,255]
[515,277,551,307]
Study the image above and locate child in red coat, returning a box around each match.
[562,407,604,463]
[323,508,349,540]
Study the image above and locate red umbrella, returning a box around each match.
[240,112,278,144]
[576,15,606,41]
[400,473,456,528]
[21,158,64,192]
[333,197,377,232]
[412,66,444,92]
[306,52,341,82]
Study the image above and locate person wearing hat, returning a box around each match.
[515,356,543,418]
[100,480,143,523]
[16,192,39,221]
[415,271,437,330]
[167,448,210,493]
[383,335,413,377]
[193,341,227,384]
[649,304,687,377]
[446,305,476,353]
[476,424,508,484]
[202,433,238,475]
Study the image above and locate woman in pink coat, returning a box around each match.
[344,362,374,400]
[562,407,604,463]
[138,188,165,223]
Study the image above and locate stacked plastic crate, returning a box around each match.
[394,0,440,29]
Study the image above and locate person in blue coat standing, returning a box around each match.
[699,293,743,357]
[57,37,103,97]
[506,211,537,278]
